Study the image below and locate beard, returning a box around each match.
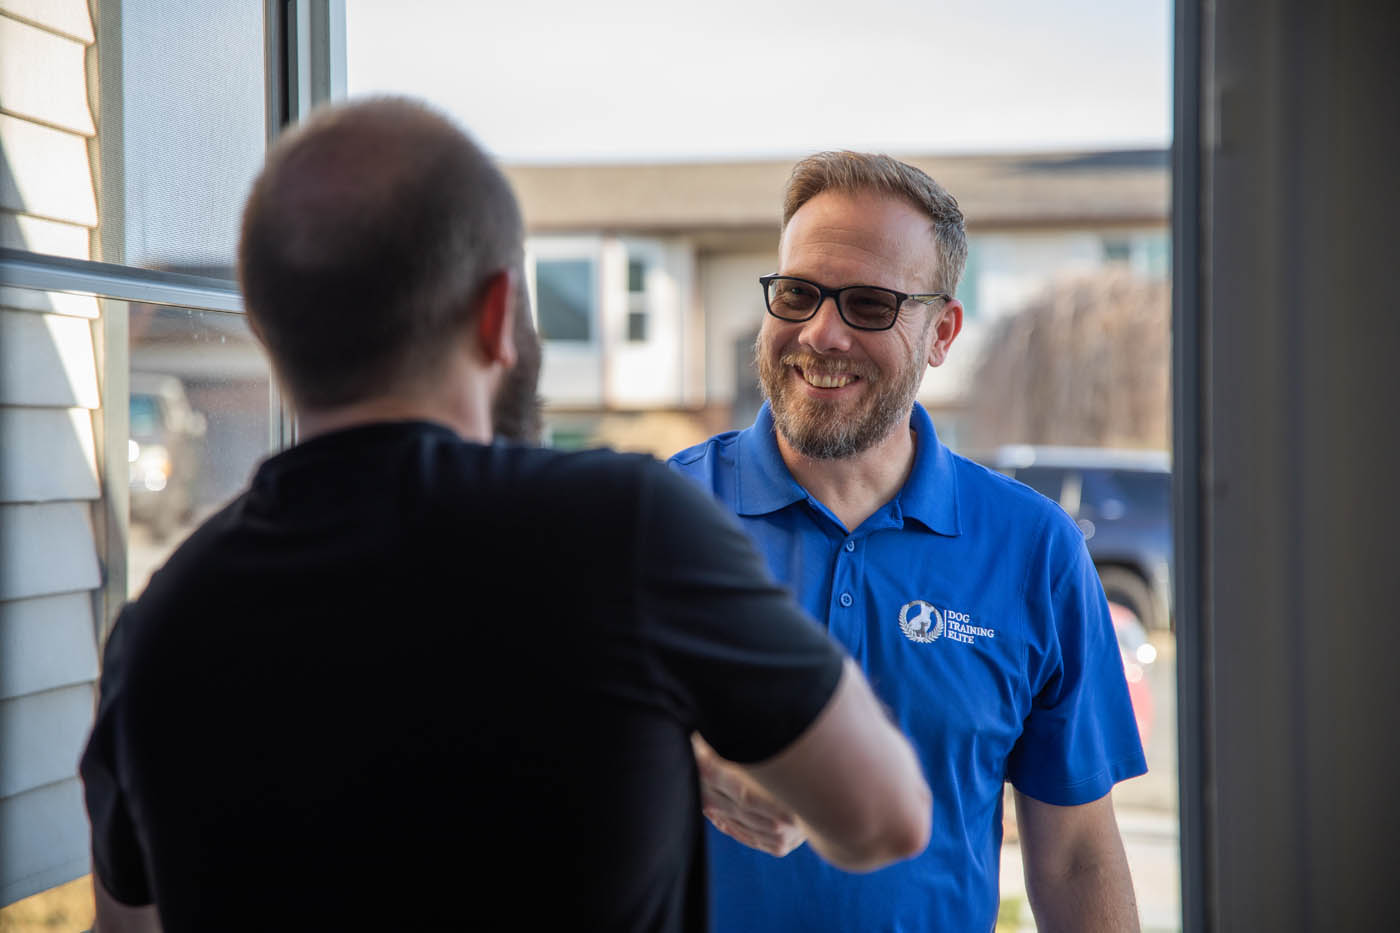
[491,285,543,444]
[756,333,926,461]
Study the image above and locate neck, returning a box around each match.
[294,397,489,445]
[777,416,917,532]
[294,365,496,446]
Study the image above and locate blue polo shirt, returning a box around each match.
[669,402,1147,933]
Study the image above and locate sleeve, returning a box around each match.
[635,460,846,765]
[78,611,155,906]
[1005,513,1148,805]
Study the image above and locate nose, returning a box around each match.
[797,296,854,354]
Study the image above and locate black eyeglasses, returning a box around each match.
[759,274,949,332]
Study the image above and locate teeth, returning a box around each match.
[803,371,855,389]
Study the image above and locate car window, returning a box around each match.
[1081,469,1168,521]
[130,394,162,438]
[1116,470,1171,515]
[1013,467,1066,504]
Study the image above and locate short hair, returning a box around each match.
[238,96,524,409]
[782,151,968,296]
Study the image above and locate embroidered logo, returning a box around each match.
[899,601,997,646]
[898,600,944,643]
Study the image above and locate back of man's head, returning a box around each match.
[238,96,524,410]
[782,151,968,296]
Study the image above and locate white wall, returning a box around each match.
[697,249,774,411]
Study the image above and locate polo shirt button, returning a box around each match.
[844,540,855,552]
[839,592,853,608]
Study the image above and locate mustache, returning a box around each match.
[779,351,879,380]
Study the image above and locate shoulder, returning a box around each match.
[668,430,742,472]
[432,441,659,507]
[666,431,746,510]
[947,452,1088,569]
[952,453,1073,529]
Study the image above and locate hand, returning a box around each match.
[692,733,808,857]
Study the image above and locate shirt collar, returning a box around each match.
[734,403,810,516]
[901,401,962,536]
[734,402,962,537]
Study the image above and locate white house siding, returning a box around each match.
[0,0,105,905]
[607,238,695,409]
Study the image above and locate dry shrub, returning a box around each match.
[967,269,1170,450]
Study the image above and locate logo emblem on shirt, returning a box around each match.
[899,601,997,646]
[898,600,944,643]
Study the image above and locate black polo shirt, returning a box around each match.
[80,421,844,932]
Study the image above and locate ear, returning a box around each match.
[926,298,964,368]
[475,268,517,370]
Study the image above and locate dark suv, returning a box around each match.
[975,445,1173,632]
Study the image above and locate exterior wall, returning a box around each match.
[697,249,773,427]
[0,0,105,905]
[529,233,696,411]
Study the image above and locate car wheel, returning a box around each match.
[1098,566,1160,632]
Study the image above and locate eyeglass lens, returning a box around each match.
[766,278,899,330]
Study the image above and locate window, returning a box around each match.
[126,301,271,594]
[1079,468,1170,523]
[0,0,334,911]
[957,239,980,319]
[536,258,595,342]
[1103,237,1133,264]
[627,257,648,342]
[1013,466,1067,504]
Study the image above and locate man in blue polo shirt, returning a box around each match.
[670,151,1147,932]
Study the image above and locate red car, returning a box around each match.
[1109,601,1156,745]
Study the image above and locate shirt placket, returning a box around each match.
[825,530,867,657]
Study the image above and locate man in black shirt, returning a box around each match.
[79,97,931,932]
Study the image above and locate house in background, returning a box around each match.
[505,148,1169,455]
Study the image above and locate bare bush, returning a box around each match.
[966,269,1170,450]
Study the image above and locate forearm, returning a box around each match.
[744,660,931,873]
[92,875,163,933]
[1024,849,1140,933]
[1016,791,1139,933]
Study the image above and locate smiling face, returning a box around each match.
[757,189,959,460]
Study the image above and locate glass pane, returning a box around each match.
[93,0,267,275]
[627,310,648,342]
[1082,468,1169,518]
[1103,237,1133,263]
[536,259,594,342]
[1079,468,1128,518]
[628,258,646,293]
[1013,466,1066,503]
[126,301,272,597]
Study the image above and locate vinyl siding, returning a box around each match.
[0,1,104,906]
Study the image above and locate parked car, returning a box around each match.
[973,444,1173,632]
[129,372,206,541]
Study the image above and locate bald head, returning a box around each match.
[238,97,524,409]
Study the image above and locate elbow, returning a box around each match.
[897,781,933,859]
[833,780,932,873]
[884,779,933,863]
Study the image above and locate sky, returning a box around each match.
[346,0,1172,164]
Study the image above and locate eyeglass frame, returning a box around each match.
[758,273,951,332]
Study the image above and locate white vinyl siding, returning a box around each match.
[0,0,104,906]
